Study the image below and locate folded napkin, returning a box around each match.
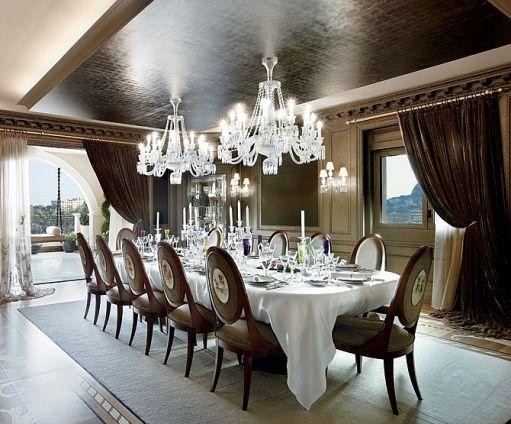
[333,271,373,280]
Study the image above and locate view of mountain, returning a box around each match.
[384,184,423,224]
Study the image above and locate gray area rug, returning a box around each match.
[19,301,511,424]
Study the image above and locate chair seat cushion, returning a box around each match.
[86,280,107,293]
[106,284,132,303]
[168,303,214,329]
[216,318,279,350]
[333,316,414,352]
[132,290,167,314]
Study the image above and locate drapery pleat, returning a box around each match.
[432,214,465,310]
[83,140,149,233]
[398,96,511,335]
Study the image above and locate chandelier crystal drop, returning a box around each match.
[137,97,216,184]
[217,57,325,175]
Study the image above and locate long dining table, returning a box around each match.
[113,253,399,410]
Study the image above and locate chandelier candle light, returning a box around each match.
[218,57,325,175]
[137,97,216,184]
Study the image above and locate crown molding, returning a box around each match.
[322,64,511,123]
[0,109,152,148]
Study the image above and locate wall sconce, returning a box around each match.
[320,161,348,193]
[230,173,250,197]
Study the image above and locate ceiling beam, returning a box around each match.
[489,0,511,19]
[18,0,153,109]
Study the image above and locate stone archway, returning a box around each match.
[27,147,103,241]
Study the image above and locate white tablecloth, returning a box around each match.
[114,255,398,410]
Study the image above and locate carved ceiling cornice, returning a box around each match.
[0,109,154,148]
[322,64,511,123]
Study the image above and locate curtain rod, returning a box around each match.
[346,87,506,125]
[0,127,138,146]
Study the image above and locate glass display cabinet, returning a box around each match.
[187,174,227,230]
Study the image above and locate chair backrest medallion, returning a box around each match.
[208,227,222,247]
[311,232,332,252]
[121,238,150,296]
[206,246,273,351]
[350,233,387,271]
[116,227,137,250]
[268,230,289,256]
[391,245,433,330]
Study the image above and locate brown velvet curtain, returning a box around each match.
[398,95,511,333]
[84,140,149,233]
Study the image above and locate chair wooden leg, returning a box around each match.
[242,355,253,411]
[163,325,175,365]
[356,354,362,374]
[203,332,208,349]
[185,331,195,377]
[93,294,101,325]
[211,345,224,392]
[145,315,154,356]
[406,351,422,400]
[237,352,243,366]
[115,305,123,339]
[84,292,91,319]
[384,358,399,415]
[159,317,165,333]
[102,301,111,331]
[129,312,138,346]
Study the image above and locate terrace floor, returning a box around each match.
[31,251,84,284]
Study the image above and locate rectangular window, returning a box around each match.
[380,154,423,225]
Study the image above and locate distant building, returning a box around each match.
[51,198,85,212]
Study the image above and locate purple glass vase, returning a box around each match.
[243,238,251,256]
[323,238,330,255]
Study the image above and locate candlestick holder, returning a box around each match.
[154,228,161,243]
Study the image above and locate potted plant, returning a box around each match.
[79,203,90,237]
[63,233,77,253]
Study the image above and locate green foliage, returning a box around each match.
[100,200,110,236]
[64,232,77,244]
[79,202,89,226]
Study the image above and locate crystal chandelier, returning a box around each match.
[320,162,349,193]
[218,57,325,175]
[137,97,216,184]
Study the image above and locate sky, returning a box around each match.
[384,154,419,198]
[29,160,83,206]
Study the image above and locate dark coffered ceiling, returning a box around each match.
[32,0,511,131]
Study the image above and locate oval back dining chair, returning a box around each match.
[206,246,282,411]
[77,233,111,325]
[311,232,332,254]
[157,242,215,376]
[208,227,222,247]
[350,233,387,270]
[96,235,136,339]
[121,238,167,355]
[268,230,288,256]
[332,245,433,415]
[116,227,136,250]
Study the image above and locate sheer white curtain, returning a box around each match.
[432,213,465,310]
[0,134,35,301]
[108,205,133,250]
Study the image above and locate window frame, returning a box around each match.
[367,145,434,246]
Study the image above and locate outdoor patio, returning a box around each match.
[31,251,83,284]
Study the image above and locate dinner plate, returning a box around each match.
[336,263,360,270]
[332,272,371,282]
[306,279,328,287]
[244,275,276,285]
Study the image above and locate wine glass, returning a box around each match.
[259,244,274,277]
[288,252,298,283]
